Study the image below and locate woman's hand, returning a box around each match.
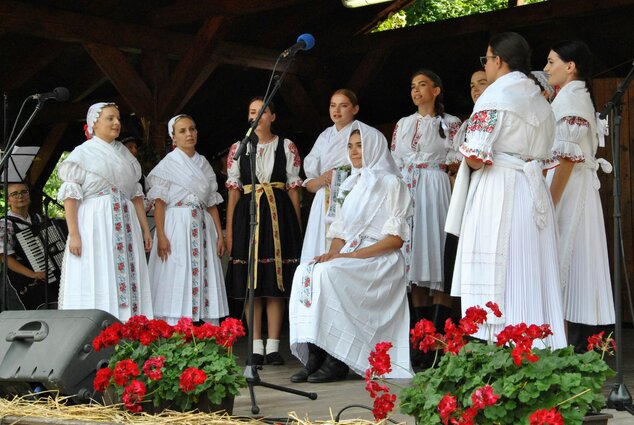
[226,233,232,256]
[143,230,153,253]
[313,252,350,263]
[157,234,171,262]
[69,233,82,256]
[216,236,226,257]
[32,271,46,280]
[320,169,333,187]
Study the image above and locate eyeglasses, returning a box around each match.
[480,55,498,67]
[8,189,29,198]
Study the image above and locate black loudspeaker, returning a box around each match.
[0,309,119,403]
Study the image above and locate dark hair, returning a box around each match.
[248,96,276,115]
[411,69,446,138]
[350,129,361,137]
[489,32,532,76]
[550,40,594,102]
[332,89,359,107]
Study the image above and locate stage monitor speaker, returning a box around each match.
[0,309,119,403]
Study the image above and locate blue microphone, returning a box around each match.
[281,33,315,58]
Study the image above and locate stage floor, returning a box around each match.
[230,327,634,424]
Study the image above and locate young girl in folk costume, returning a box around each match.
[301,89,359,263]
[544,40,614,352]
[58,102,153,321]
[391,69,462,361]
[289,121,413,383]
[146,115,229,325]
[225,97,303,366]
[447,32,566,348]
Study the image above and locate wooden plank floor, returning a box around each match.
[230,328,634,424]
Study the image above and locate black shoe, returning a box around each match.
[307,354,349,383]
[266,351,285,365]
[247,353,264,366]
[290,344,326,382]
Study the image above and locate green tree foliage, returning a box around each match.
[375,0,546,32]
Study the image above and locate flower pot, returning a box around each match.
[143,394,234,415]
[582,412,613,424]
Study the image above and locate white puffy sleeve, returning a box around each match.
[132,182,144,199]
[327,214,346,241]
[459,110,504,165]
[303,134,323,186]
[390,118,405,169]
[206,170,223,207]
[57,161,86,201]
[381,176,412,241]
[553,116,588,163]
[146,176,170,203]
[225,142,242,190]
[444,116,463,164]
[284,139,303,189]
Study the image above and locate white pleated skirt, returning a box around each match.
[289,246,413,379]
[301,188,329,263]
[456,169,567,349]
[148,207,229,325]
[556,167,615,325]
[403,168,451,290]
[59,195,153,321]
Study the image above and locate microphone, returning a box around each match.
[30,87,70,103]
[281,33,315,58]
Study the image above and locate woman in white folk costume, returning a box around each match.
[58,102,153,321]
[447,32,566,348]
[290,121,413,383]
[391,69,461,364]
[301,89,359,263]
[147,115,229,325]
[543,40,614,352]
[225,98,303,366]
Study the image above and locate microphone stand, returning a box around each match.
[2,93,8,312]
[601,60,634,415]
[234,52,317,415]
[0,98,46,312]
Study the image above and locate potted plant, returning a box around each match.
[365,302,615,424]
[92,315,247,413]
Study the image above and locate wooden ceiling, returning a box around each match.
[1,0,634,190]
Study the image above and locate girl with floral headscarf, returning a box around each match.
[58,102,153,321]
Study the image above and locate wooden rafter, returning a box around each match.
[332,0,634,55]
[346,48,392,94]
[148,0,310,27]
[0,0,292,73]
[158,17,225,118]
[279,75,325,138]
[0,40,66,91]
[354,0,417,36]
[83,43,153,117]
[27,122,68,192]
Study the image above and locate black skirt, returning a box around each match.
[226,187,302,299]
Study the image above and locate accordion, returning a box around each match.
[14,221,66,284]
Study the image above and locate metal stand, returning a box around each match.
[233,52,316,415]
[600,60,634,415]
[1,97,45,312]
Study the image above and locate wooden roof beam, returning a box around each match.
[83,43,153,117]
[158,17,226,119]
[0,0,302,74]
[279,75,325,138]
[332,0,634,55]
[0,40,66,91]
[149,0,310,27]
[346,48,391,95]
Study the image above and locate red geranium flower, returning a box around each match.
[93,367,113,392]
[142,356,165,381]
[372,392,397,421]
[113,359,140,386]
[179,367,207,393]
[122,380,146,413]
[529,407,565,425]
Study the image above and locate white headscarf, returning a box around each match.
[531,71,555,102]
[336,120,401,240]
[86,102,117,139]
[167,114,193,139]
